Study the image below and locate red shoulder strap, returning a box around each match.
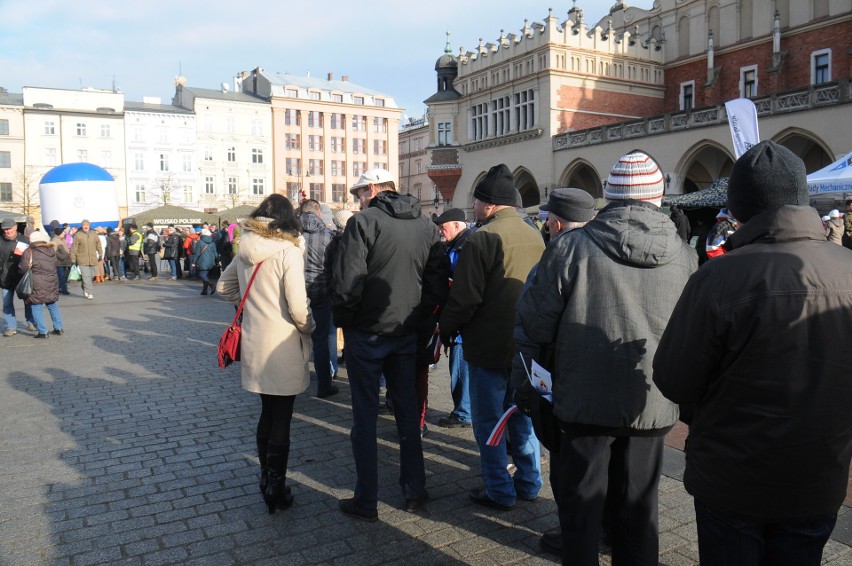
[231,261,263,326]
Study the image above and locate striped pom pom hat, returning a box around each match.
[605,152,665,203]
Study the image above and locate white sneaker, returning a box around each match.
[84,293,94,300]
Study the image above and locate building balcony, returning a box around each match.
[553,80,851,151]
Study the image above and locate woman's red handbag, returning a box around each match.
[217,261,263,369]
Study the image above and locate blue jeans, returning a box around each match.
[449,341,471,422]
[309,298,333,393]
[469,364,542,506]
[329,314,338,376]
[167,258,180,278]
[345,328,425,509]
[694,499,836,566]
[30,302,63,334]
[2,287,34,331]
[56,266,69,294]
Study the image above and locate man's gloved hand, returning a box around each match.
[514,381,536,416]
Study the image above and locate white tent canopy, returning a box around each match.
[807,151,852,195]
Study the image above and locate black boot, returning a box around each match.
[257,435,269,494]
[264,442,293,514]
[200,282,208,295]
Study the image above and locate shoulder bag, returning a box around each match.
[15,252,33,300]
[217,261,263,369]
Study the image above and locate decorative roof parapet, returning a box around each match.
[454,7,664,78]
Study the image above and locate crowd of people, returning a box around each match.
[214,145,851,566]
[0,216,243,338]
[4,142,851,564]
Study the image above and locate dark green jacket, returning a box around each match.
[439,207,544,369]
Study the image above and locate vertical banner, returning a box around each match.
[725,98,761,159]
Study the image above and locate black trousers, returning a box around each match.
[558,432,663,566]
[147,253,159,277]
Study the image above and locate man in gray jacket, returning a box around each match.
[518,152,697,565]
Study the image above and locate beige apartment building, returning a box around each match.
[399,118,440,215]
[240,68,403,209]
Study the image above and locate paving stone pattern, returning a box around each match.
[1,279,850,565]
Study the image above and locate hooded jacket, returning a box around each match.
[143,230,161,255]
[825,216,844,245]
[332,191,443,336]
[653,205,852,519]
[20,241,59,305]
[216,218,315,396]
[300,211,335,301]
[518,201,697,432]
[192,235,218,270]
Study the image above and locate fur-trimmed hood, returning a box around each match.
[30,241,56,249]
[238,218,304,266]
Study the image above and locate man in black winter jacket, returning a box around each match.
[162,225,183,280]
[300,199,337,398]
[1,218,35,336]
[332,169,444,522]
[654,141,852,566]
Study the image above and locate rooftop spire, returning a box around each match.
[444,31,452,54]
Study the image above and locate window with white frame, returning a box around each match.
[352,139,365,154]
[227,146,236,163]
[286,158,301,176]
[330,113,344,129]
[252,178,265,195]
[373,140,387,155]
[353,161,366,176]
[0,151,10,168]
[330,137,342,153]
[204,176,215,194]
[309,182,322,201]
[158,128,168,143]
[332,184,345,203]
[332,94,343,103]
[160,153,169,171]
[308,111,323,128]
[203,145,213,162]
[372,117,387,133]
[226,117,235,134]
[811,49,831,85]
[183,154,192,172]
[438,122,452,146]
[284,109,299,126]
[308,136,323,152]
[740,65,758,98]
[77,149,88,162]
[133,127,143,142]
[0,119,8,135]
[252,148,264,164]
[45,148,57,166]
[101,151,112,168]
[183,185,192,202]
[680,81,695,110]
[251,119,262,136]
[308,159,323,176]
[134,184,145,203]
[515,89,536,130]
[76,123,87,136]
[135,153,144,171]
[227,177,238,195]
[0,182,11,202]
[44,121,55,135]
[285,134,300,150]
[101,124,111,138]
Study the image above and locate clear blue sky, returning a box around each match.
[0,1,653,118]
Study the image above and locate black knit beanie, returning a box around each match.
[727,141,808,222]
[474,164,519,206]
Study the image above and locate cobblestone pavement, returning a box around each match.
[1,278,850,565]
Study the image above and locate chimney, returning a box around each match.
[342,75,349,82]
[328,72,334,81]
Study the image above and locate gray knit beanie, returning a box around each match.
[727,140,808,222]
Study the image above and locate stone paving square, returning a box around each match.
[1,279,850,565]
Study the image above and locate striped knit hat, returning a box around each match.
[605,152,665,203]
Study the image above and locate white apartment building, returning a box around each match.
[124,98,197,217]
[172,80,273,213]
[22,87,128,217]
[0,90,25,214]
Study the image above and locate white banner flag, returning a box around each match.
[725,98,761,159]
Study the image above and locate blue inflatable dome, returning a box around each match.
[41,162,113,185]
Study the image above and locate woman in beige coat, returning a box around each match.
[217,194,315,514]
